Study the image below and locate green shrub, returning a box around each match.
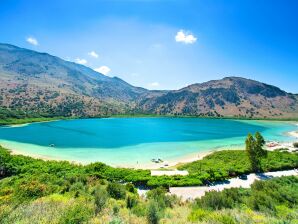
[131,203,147,217]
[188,208,211,222]
[94,187,108,214]
[16,179,50,200]
[147,187,174,209]
[125,182,136,193]
[126,195,138,209]
[59,203,92,224]
[195,188,247,210]
[147,200,160,224]
[107,182,126,200]
[69,182,85,197]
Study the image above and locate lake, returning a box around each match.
[0,118,296,167]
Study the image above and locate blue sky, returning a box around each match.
[0,0,298,92]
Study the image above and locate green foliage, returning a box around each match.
[179,150,297,184]
[59,203,93,224]
[125,182,137,193]
[94,187,108,214]
[107,182,126,200]
[0,145,297,223]
[147,200,160,224]
[193,176,298,222]
[69,182,85,197]
[246,132,267,172]
[195,188,248,210]
[188,208,211,222]
[131,203,147,217]
[188,209,237,224]
[126,194,138,209]
[147,187,176,209]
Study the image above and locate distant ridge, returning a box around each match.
[0,43,297,118]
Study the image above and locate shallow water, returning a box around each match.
[0,118,296,166]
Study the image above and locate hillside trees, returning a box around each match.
[246,132,267,172]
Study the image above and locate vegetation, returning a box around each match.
[0,146,297,223]
[178,150,298,184]
[0,135,297,223]
[245,132,267,172]
[0,107,75,125]
[189,176,298,223]
[294,142,298,148]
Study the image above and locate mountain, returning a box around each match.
[138,77,298,118]
[0,43,297,119]
[0,43,149,117]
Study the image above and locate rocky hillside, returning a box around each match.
[0,43,297,119]
[0,43,148,117]
[138,77,298,118]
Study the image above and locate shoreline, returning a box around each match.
[1,121,297,170]
[4,143,215,169]
[1,115,298,126]
[288,130,298,138]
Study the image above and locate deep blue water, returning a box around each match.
[0,118,296,166]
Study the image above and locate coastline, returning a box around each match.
[0,120,297,170]
[1,114,298,126]
[288,130,298,138]
[3,142,215,169]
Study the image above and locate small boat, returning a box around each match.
[49,144,55,147]
[151,158,163,163]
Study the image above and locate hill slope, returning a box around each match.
[0,43,148,117]
[138,77,298,118]
[0,43,297,119]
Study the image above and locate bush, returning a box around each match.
[293,142,298,148]
[107,182,126,200]
[16,179,49,200]
[147,200,160,224]
[147,187,174,209]
[188,208,211,222]
[69,182,85,197]
[125,182,137,193]
[131,203,147,217]
[195,188,246,210]
[94,187,108,214]
[126,195,138,209]
[59,203,92,224]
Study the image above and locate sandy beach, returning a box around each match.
[288,130,298,138]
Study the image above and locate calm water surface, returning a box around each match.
[0,118,296,166]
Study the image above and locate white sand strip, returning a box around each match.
[169,169,298,200]
[151,170,189,176]
[288,131,298,138]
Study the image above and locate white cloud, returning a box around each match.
[88,51,99,58]
[175,30,197,44]
[94,66,111,75]
[26,37,38,46]
[148,82,160,88]
[75,58,87,65]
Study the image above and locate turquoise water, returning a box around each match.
[0,118,296,167]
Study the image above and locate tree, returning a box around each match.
[245,132,267,172]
